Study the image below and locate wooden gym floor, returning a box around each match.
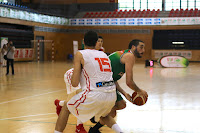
[0,61,200,133]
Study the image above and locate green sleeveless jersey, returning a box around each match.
[109,49,131,81]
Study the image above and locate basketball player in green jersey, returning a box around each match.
[89,39,148,133]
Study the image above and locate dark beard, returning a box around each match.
[134,49,142,58]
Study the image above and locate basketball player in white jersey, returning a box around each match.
[54,35,107,133]
[54,31,123,133]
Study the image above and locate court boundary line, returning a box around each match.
[0,113,55,120]
[0,89,65,104]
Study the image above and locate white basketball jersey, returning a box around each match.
[79,49,115,92]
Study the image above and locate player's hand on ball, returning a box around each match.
[132,89,148,106]
[137,89,148,101]
[124,92,132,103]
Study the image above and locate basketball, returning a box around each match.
[132,92,148,106]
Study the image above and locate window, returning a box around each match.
[188,0,195,9]
[141,0,147,10]
[118,0,162,11]
[118,0,133,10]
[165,0,180,11]
[134,0,141,10]
[148,0,162,10]
[197,0,200,9]
[118,0,198,11]
[181,0,188,9]
[0,0,8,2]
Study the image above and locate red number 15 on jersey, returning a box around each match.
[95,58,111,72]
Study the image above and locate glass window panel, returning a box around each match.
[181,1,188,9]
[118,0,133,10]
[173,0,180,9]
[197,1,200,9]
[134,0,141,10]
[165,1,173,11]
[165,0,181,11]
[173,2,180,9]
[148,0,161,10]
[154,2,162,10]
[141,0,147,10]
[188,0,195,9]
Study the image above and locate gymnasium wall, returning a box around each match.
[21,0,117,17]
[77,0,117,4]
[30,0,117,4]
[1,17,200,62]
[31,0,77,4]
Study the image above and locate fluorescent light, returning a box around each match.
[172,42,184,44]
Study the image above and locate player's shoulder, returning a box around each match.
[123,52,135,59]
[121,52,135,64]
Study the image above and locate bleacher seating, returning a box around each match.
[0,2,28,9]
[82,8,200,18]
[168,8,199,17]
[83,9,160,18]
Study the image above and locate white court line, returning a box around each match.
[0,113,55,120]
[0,89,65,105]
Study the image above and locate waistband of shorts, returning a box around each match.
[91,88,116,93]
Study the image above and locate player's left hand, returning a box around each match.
[124,93,133,103]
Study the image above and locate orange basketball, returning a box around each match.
[132,92,148,106]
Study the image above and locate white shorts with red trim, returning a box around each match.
[64,68,81,94]
[67,89,116,123]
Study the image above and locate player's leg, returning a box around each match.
[90,91,126,132]
[55,101,70,132]
[108,91,126,117]
[89,115,123,133]
[101,115,123,133]
[54,89,82,116]
[55,89,86,133]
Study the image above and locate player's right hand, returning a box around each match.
[137,89,148,101]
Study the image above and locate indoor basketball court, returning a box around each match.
[1,0,200,133]
[1,61,200,133]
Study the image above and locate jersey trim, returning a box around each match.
[68,68,90,115]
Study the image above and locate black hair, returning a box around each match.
[84,31,98,47]
[98,36,103,39]
[128,39,144,49]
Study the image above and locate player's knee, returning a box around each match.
[108,108,117,118]
[116,100,126,110]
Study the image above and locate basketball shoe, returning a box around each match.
[54,99,62,116]
[75,124,87,133]
[90,116,97,123]
[88,127,101,133]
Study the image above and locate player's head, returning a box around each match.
[128,39,145,58]
[84,31,98,47]
[95,36,104,50]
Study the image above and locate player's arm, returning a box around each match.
[71,51,83,87]
[122,53,140,92]
[11,46,15,52]
[115,81,132,102]
[122,53,148,98]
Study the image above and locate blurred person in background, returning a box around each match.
[6,41,15,75]
[1,44,7,67]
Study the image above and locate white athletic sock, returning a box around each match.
[111,124,123,133]
[59,101,65,106]
[77,119,83,126]
[54,130,62,133]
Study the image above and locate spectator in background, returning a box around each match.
[1,44,7,67]
[6,41,15,75]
